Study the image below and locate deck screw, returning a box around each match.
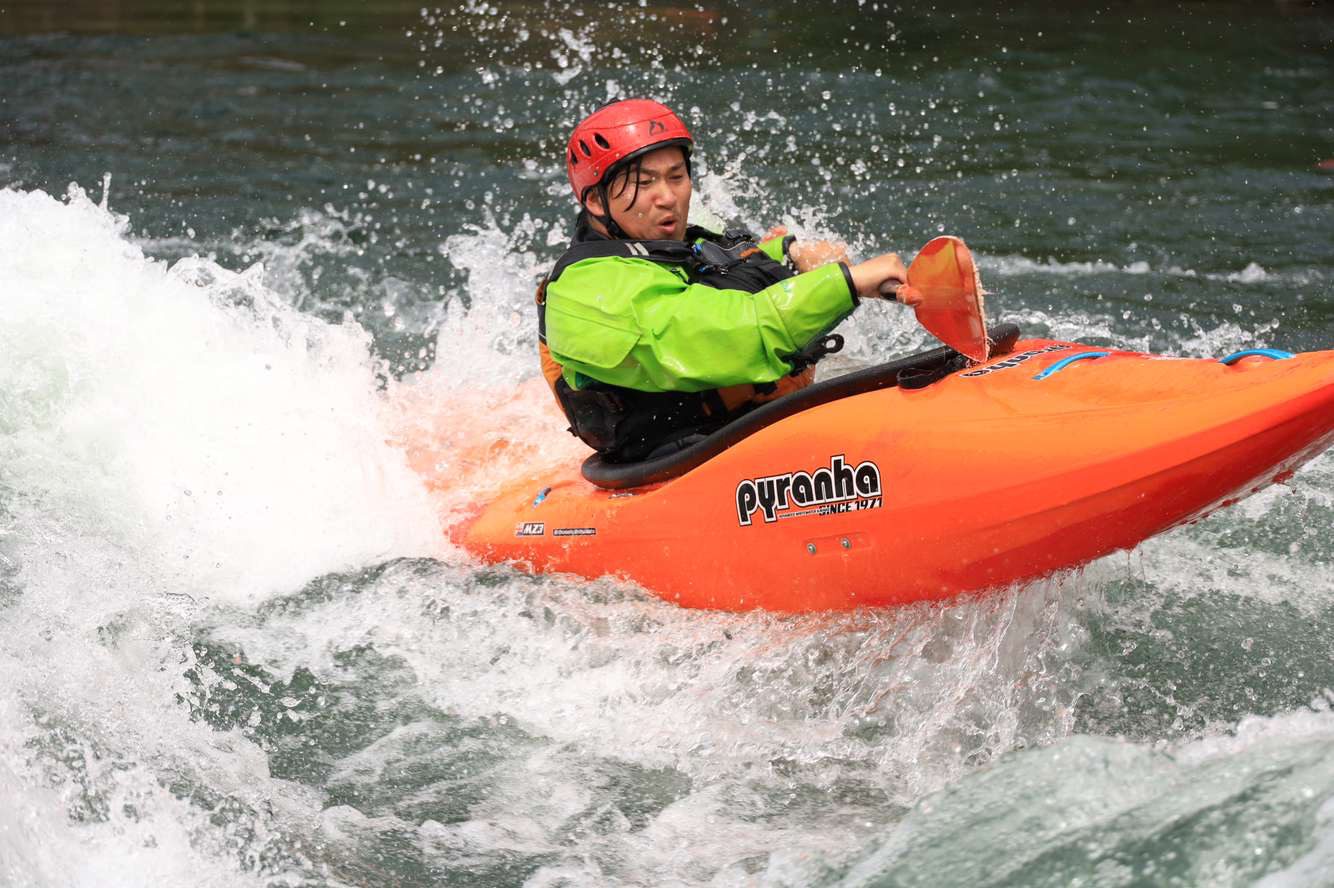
[840,537,851,549]
[806,543,817,554]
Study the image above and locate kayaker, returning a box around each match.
[538,98,922,462]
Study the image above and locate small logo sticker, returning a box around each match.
[553,527,596,537]
[516,522,545,537]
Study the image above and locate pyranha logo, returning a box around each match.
[735,455,882,526]
[515,522,545,537]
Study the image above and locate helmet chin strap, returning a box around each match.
[594,181,630,240]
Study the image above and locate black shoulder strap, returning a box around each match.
[549,238,696,283]
[536,276,549,343]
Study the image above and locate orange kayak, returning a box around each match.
[452,328,1334,612]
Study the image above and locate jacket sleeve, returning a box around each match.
[544,256,856,393]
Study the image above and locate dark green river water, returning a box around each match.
[2,2,1333,886]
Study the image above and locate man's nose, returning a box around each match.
[649,180,676,205]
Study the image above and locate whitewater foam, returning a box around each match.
[0,184,447,883]
[0,185,441,606]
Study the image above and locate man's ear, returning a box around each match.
[583,189,605,217]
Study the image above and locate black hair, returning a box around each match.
[594,157,644,239]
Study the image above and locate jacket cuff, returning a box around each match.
[838,261,860,306]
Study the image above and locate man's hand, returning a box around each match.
[789,239,851,273]
[761,227,851,273]
[847,252,922,305]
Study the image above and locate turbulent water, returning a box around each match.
[2,2,1333,885]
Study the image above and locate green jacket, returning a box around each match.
[543,234,858,393]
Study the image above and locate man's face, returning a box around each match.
[586,146,691,241]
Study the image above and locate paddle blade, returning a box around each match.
[906,235,989,362]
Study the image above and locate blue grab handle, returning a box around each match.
[1033,351,1112,380]
[1219,348,1294,366]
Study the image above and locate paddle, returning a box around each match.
[884,236,990,363]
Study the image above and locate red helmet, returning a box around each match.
[566,99,693,204]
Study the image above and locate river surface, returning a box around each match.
[3,2,1334,885]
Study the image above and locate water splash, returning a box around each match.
[0,185,445,883]
[0,185,442,605]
